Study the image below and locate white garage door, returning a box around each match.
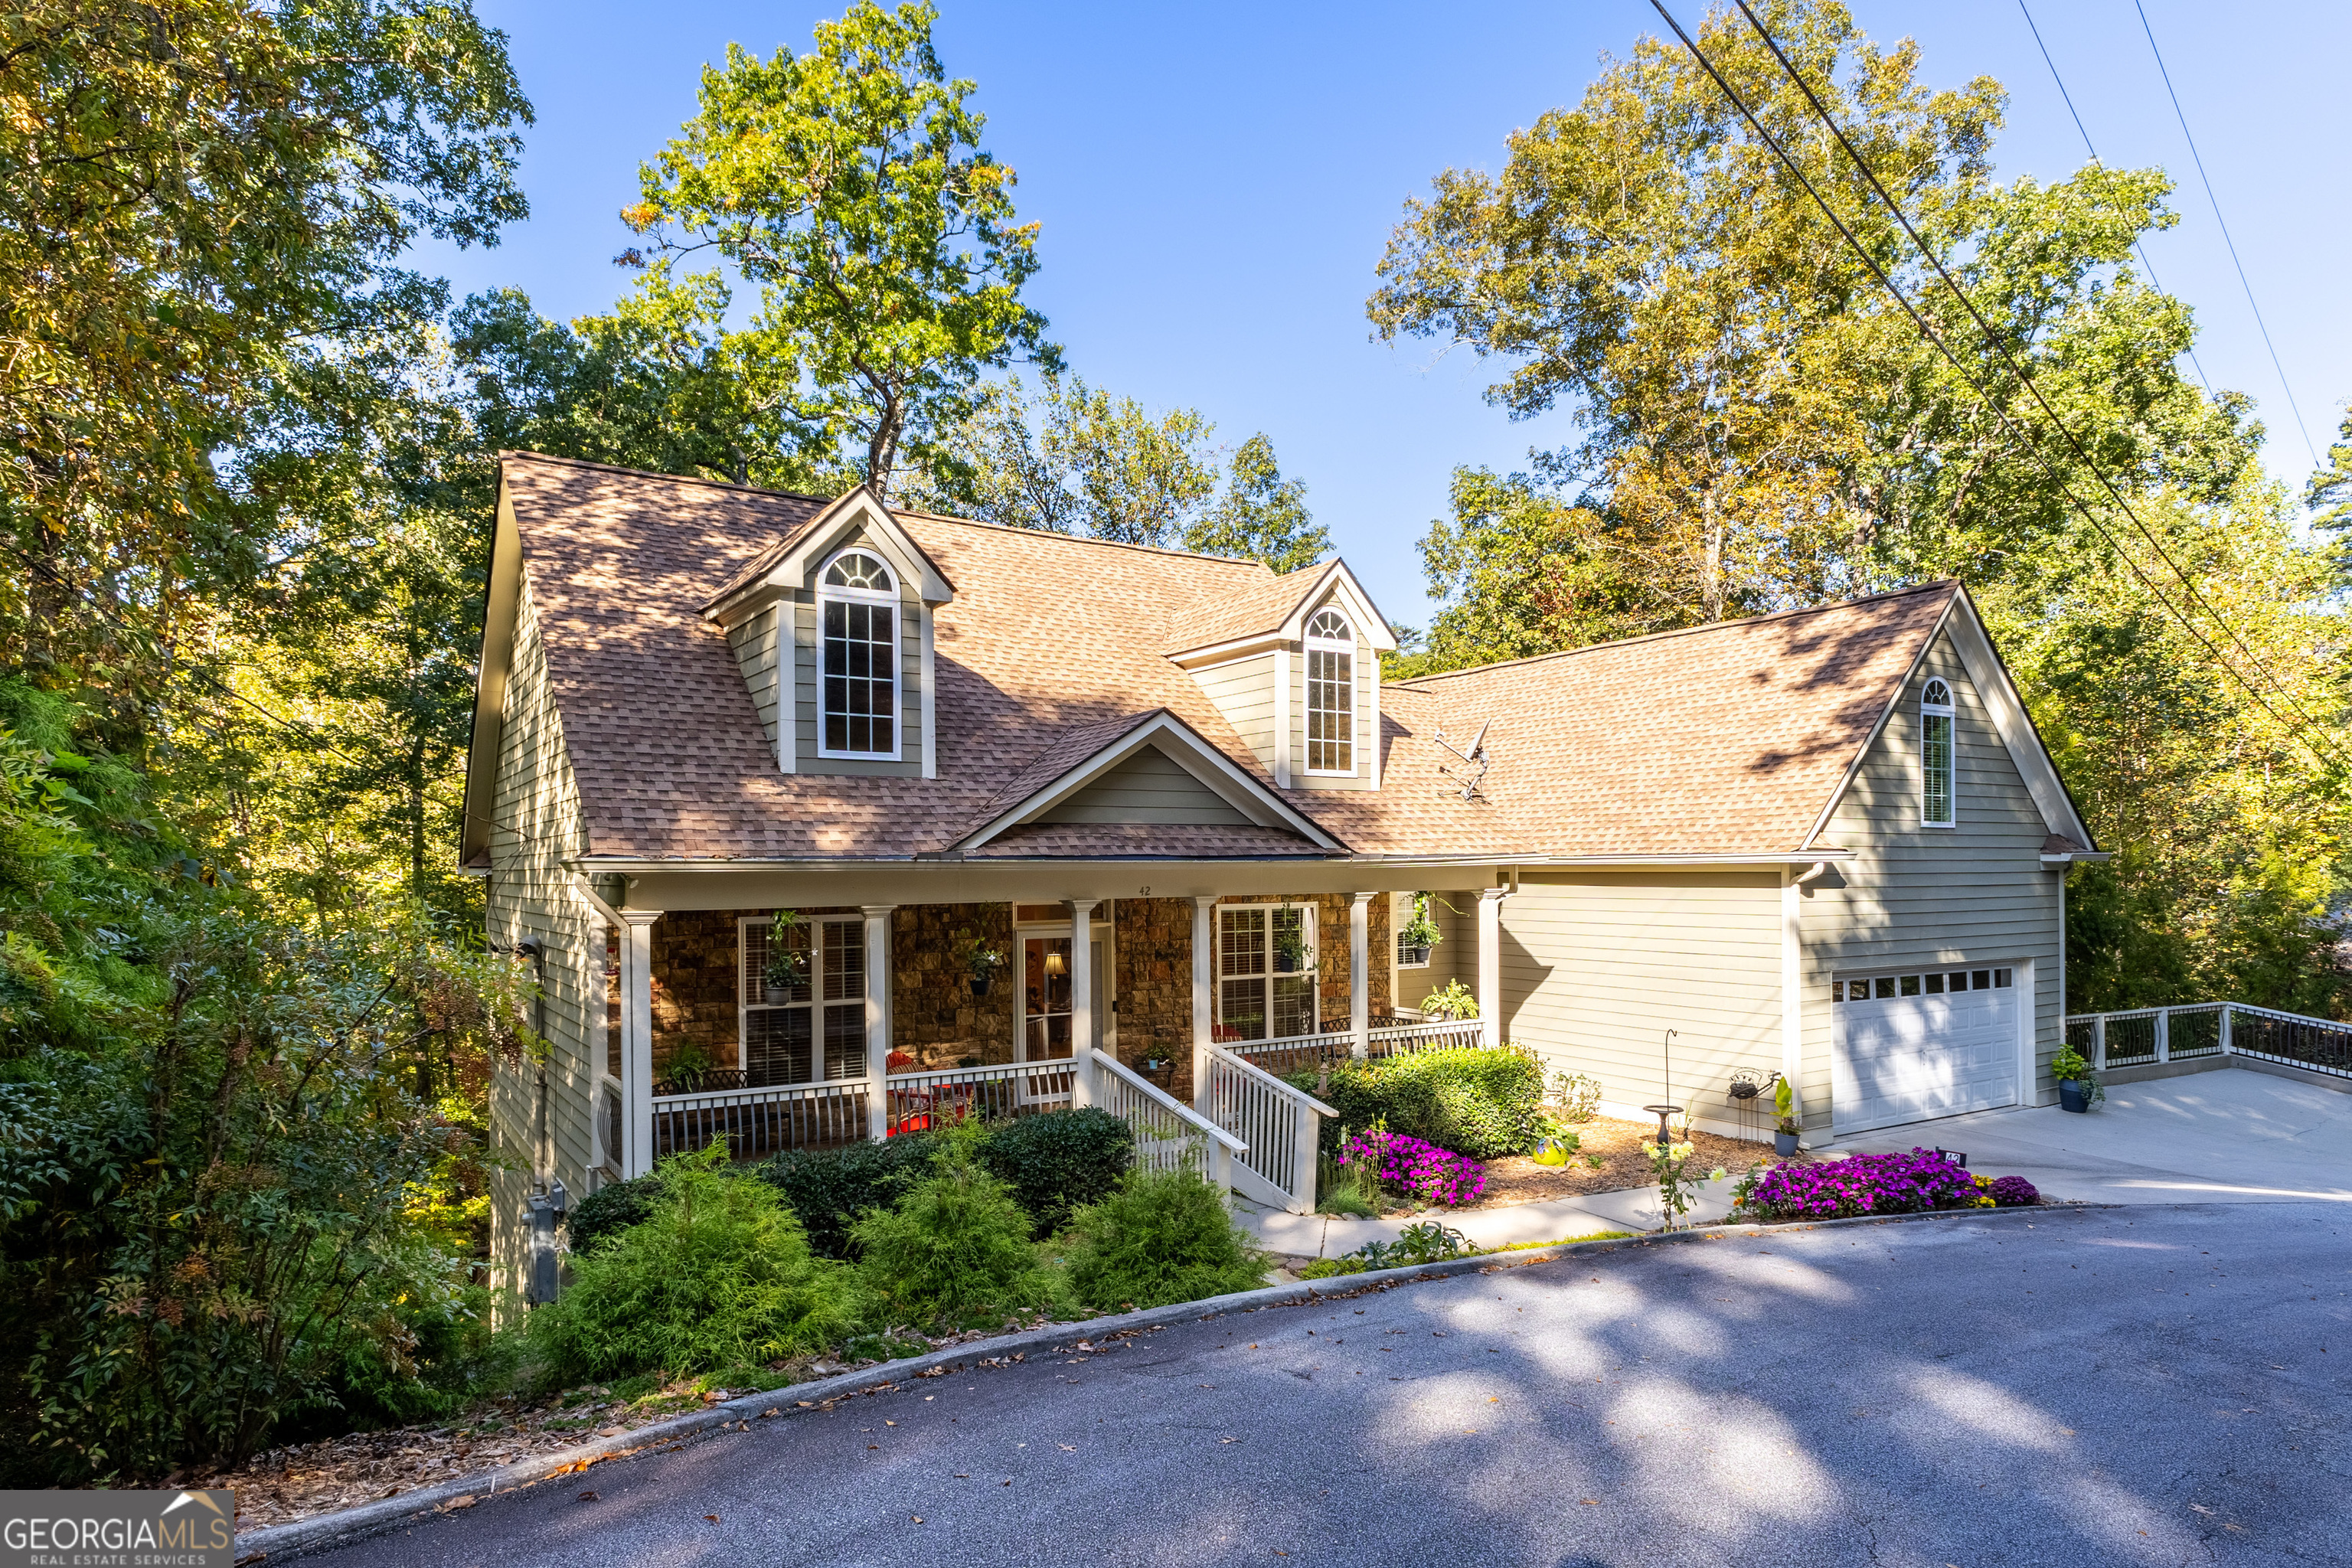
[1831,965,2020,1135]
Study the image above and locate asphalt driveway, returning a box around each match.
[1837,1067,2352,1207]
[292,1202,2350,1568]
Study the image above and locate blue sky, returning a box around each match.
[413,1,2351,624]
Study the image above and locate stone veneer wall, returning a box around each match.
[890,902,1018,1070]
[1114,898,1195,1095]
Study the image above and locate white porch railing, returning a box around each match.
[1203,1046,1338,1214]
[649,1077,869,1160]
[1087,1053,1243,1192]
[1366,1016,1487,1054]
[1223,1015,1489,1080]
[2064,1001,2352,1081]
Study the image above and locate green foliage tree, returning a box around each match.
[622,1,1057,492]
[1057,1168,1265,1313]
[850,1137,1054,1328]
[909,376,1331,572]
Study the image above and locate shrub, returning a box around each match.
[567,1170,665,1256]
[525,1142,859,1385]
[1339,1125,1485,1207]
[1313,1046,1544,1160]
[977,1108,1133,1236]
[759,1134,942,1259]
[1057,1168,1266,1312]
[1987,1174,2040,1207]
[1741,1148,1988,1221]
[851,1138,1055,1328]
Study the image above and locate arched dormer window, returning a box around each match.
[818,550,898,759]
[1920,677,1955,827]
[1304,608,1354,776]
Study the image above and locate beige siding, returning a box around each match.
[1797,631,2064,1127]
[1193,652,1277,772]
[728,603,782,750]
[1497,871,1785,1139]
[792,526,925,776]
[1037,744,1252,825]
[483,578,607,1310]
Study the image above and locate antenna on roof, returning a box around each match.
[1430,720,1491,802]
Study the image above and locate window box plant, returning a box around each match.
[1396,893,1441,967]
[763,910,807,1004]
[956,933,1005,998]
[1772,1074,1800,1157]
[2050,1043,2100,1113]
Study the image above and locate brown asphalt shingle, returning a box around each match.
[501,454,1957,863]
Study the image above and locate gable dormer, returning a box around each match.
[701,488,956,780]
[1163,559,1397,791]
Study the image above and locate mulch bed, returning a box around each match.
[1419,1113,1790,1214]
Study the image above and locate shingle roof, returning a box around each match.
[1159,564,1331,655]
[497,453,1961,864]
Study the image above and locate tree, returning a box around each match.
[1368,0,2256,650]
[909,376,1331,573]
[622,1,1057,492]
[0,0,530,707]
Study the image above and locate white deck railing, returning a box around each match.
[2064,1001,2352,1080]
[1223,1015,1488,1079]
[1088,1053,1243,1193]
[1366,1016,1487,1054]
[1202,1046,1338,1214]
[649,1077,869,1160]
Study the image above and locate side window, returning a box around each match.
[1213,903,1319,1040]
[1920,676,1955,827]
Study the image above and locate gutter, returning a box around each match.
[2040,851,2114,868]
[572,849,1861,876]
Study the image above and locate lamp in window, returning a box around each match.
[1044,950,1067,977]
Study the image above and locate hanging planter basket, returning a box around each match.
[969,975,992,998]
[1399,943,1432,966]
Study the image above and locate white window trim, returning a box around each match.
[816,547,903,762]
[1214,900,1321,1042]
[1302,611,1356,778]
[1920,676,1956,829]
[736,913,873,1084]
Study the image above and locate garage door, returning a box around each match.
[1831,965,2020,1135]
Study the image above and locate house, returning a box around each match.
[463,452,2103,1294]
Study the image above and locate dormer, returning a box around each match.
[1162,559,1397,791]
[701,488,956,779]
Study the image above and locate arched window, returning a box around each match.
[818,550,898,759]
[1304,609,1354,775]
[1920,677,1955,827]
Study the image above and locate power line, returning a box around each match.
[1637,0,2344,776]
[2015,0,2212,395]
[2130,0,2318,466]
[1722,0,2337,761]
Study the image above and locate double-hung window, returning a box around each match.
[1304,609,1354,775]
[1920,677,1955,827]
[819,550,899,759]
[740,915,868,1086]
[1214,903,1318,1042]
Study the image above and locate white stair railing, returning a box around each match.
[1086,1053,1245,1194]
[1202,1047,1338,1214]
[2063,1001,2352,1081]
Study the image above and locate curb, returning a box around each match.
[238,1201,2075,1560]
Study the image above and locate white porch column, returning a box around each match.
[1349,891,1374,1061]
[1191,896,1217,1112]
[619,910,658,1178]
[862,905,895,1142]
[1067,898,1099,1107]
[1477,887,1508,1050]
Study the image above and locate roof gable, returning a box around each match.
[701,487,954,626]
[1162,559,1400,660]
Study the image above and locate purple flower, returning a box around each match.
[1744,1148,1988,1220]
[1339,1129,1486,1207]
[1987,1175,2039,1207]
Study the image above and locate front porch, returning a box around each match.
[585,887,1505,1214]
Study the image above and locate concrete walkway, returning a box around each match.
[1824,1065,2352,1206]
[1240,1178,1740,1259]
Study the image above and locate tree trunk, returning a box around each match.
[1699,485,1726,622]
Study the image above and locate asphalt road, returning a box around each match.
[300,1204,2351,1568]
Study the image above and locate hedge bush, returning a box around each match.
[566,1169,666,1256]
[525,1144,859,1384]
[851,1139,1060,1328]
[758,1134,943,1259]
[1056,1168,1266,1312]
[1305,1046,1544,1160]
[977,1107,1133,1236]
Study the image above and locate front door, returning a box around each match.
[1021,936,1074,1063]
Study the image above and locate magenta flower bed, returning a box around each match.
[1745,1148,1987,1220]
[1339,1128,1485,1207]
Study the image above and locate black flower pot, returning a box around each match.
[1775,1130,1799,1157]
[2059,1080,2089,1113]
[969,976,991,998]
[1275,953,1301,973]
[1400,944,1431,966]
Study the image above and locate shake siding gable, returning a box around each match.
[484,577,602,1308]
[1497,871,1785,1135]
[1795,629,2063,1126]
[1036,745,1253,825]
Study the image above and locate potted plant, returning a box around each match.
[661,1040,714,1093]
[1772,1075,1801,1157]
[1272,920,1310,974]
[1398,893,1441,966]
[2051,1044,2101,1113]
[956,933,1005,998]
[763,910,806,1004]
[1420,978,1479,1021]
